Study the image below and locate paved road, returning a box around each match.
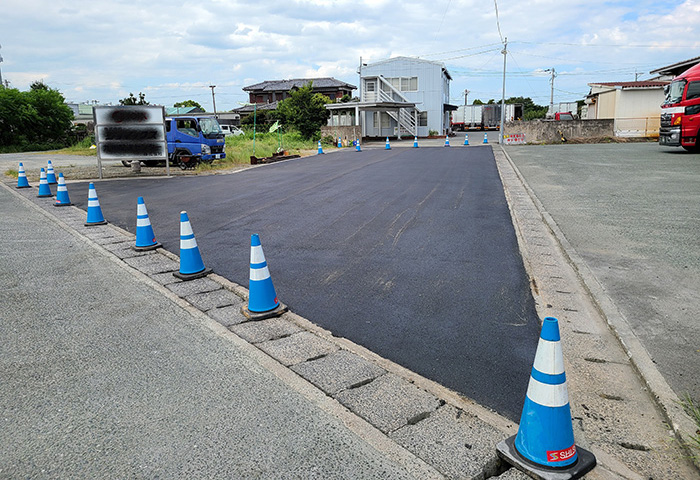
[69,146,541,421]
[506,143,700,403]
[0,185,433,479]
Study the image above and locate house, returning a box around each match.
[325,56,455,138]
[584,80,669,137]
[242,77,356,104]
[649,56,700,80]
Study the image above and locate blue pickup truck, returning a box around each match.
[166,116,226,169]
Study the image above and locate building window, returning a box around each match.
[419,111,428,127]
[385,77,418,92]
[381,112,391,128]
[373,112,379,128]
[366,81,375,92]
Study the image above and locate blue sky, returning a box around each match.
[1,0,698,111]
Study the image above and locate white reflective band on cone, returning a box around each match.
[180,222,194,236]
[251,245,266,264]
[532,338,565,376]
[137,218,150,227]
[137,204,147,215]
[250,266,271,281]
[88,199,100,207]
[526,377,569,408]
[181,238,198,249]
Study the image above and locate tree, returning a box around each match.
[174,99,204,111]
[0,82,73,150]
[119,92,149,105]
[275,83,331,139]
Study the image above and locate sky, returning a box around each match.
[1,0,699,112]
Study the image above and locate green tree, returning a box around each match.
[275,83,331,139]
[174,99,204,110]
[0,82,73,150]
[119,92,149,105]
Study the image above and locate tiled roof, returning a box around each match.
[243,77,356,92]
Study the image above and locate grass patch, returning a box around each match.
[680,393,700,459]
[5,168,18,179]
[52,137,97,156]
[208,130,318,169]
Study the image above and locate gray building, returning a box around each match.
[326,57,455,138]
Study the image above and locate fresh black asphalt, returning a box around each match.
[71,146,541,420]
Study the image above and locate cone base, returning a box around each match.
[132,242,162,252]
[496,435,596,480]
[241,302,288,320]
[54,202,73,207]
[37,194,53,198]
[173,267,212,281]
[16,185,32,189]
[85,220,108,226]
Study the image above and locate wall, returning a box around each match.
[320,125,362,144]
[505,119,614,143]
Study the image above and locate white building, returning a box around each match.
[326,57,455,138]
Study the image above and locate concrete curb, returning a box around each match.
[498,145,700,472]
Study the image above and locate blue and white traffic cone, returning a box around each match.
[84,182,107,226]
[464,134,469,146]
[46,160,57,184]
[483,133,489,144]
[317,140,324,155]
[413,136,419,148]
[385,137,391,150]
[54,173,72,207]
[444,136,450,147]
[242,233,288,320]
[356,139,362,152]
[37,168,53,198]
[337,137,342,148]
[133,196,161,251]
[16,162,30,188]
[174,211,212,280]
[496,317,596,479]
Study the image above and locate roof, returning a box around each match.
[362,56,452,80]
[588,80,669,89]
[649,56,700,77]
[243,77,356,92]
[231,101,280,114]
[166,106,204,115]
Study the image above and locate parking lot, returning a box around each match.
[505,142,700,403]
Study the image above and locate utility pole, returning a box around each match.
[464,89,470,106]
[545,68,556,117]
[499,38,507,145]
[0,44,4,89]
[209,85,217,118]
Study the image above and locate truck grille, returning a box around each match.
[660,112,672,128]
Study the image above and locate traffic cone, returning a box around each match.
[242,233,288,320]
[132,196,161,251]
[173,211,212,280]
[16,162,30,188]
[356,139,362,152]
[483,133,489,144]
[385,137,391,150]
[444,136,450,147]
[317,140,324,155]
[413,136,419,148]
[54,173,72,207]
[496,317,596,479]
[46,160,57,184]
[337,137,342,148]
[37,168,53,198]
[84,182,107,226]
[464,134,469,146]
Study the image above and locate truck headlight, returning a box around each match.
[201,144,211,155]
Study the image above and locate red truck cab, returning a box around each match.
[659,63,700,151]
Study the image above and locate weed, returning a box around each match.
[680,393,700,459]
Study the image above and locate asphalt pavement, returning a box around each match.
[67,145,542,422]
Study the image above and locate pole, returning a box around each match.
[499,38,507,145]
[548,68,556,117]
[253,103,257,156]
[209,85,217,118]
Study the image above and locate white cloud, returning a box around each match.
[0,0,698,109]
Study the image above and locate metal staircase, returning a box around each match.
[365,76,420,137]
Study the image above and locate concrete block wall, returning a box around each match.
[504,119,615,144]
[320,126,362,145]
